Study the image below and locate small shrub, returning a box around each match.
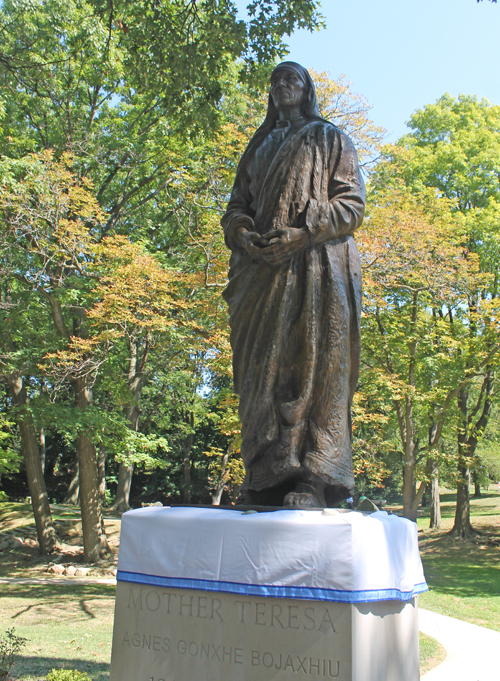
[0,628,28,681]
[45,670,92,681]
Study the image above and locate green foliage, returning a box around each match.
[363,94,500,515]
[45,670,91,681]
[0,0,395,508]
[0,414,18,477]
[0,628,28,681]
[475,407,500,481]
[399,94,500,203]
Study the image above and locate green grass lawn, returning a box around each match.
[416,485,500,631]
[0,502,119,679]
[419,632,447,676]
[1,582,114,680]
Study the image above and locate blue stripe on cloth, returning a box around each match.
[116,570,428,603]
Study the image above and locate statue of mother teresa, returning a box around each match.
[221,62,365,508]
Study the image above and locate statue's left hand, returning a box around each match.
[257,227,310,265]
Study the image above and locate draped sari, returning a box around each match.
[222,117,365,505]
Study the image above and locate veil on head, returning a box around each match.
[237,62,329,168]
[263,61,320,124]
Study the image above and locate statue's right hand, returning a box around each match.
[237,227,269,256]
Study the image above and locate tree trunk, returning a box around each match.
[74,376,109,562]
[46,295,108,559]
[111,462,134,512]
[211,448,230,505]
[111,337,148,513]
[402,459,418,522]
[7,374,58,554]
[183,443,192,504]
[421,486,429,507]
[400,293,420,522]
[98,446,106,506]
[110,405,138,513]
[429,461,441,529]
[472,471,481,498]
[182,412,195,504]
[39,427,46,475]
[451,464,475,538]
[450,388,476,539]
[64,463,80,505]
[39,381,46,474]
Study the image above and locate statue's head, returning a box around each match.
[267,62,319,121]
[240,62,322,161]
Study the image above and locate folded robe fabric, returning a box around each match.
[117,507,427,604]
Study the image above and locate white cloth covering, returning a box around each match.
[117,507,427,603]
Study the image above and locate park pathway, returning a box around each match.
[419,608,500,680]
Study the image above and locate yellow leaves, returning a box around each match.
[214,122,254,172]
[214,393,241,439]
[204,393,244,493]
[359,185,485,306]
[90,235,189,333]
[0,153,198,382]
[204,445,245,490]
[352,455,390,487]
[0,150,104,284]
[42,333,114,389]
[310,70,386,163]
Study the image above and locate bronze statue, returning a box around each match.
[222,62,365,508]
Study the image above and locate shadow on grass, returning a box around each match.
[418,491,500,521]
[423,561,500,599]
[1,582,115,629]
[13,655,109,681]
[1,583,115,601]
[421,526,500,600]
[0,503,35,525]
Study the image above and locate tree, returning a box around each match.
[0,0,392,517]
[381,94,500,534]
[358,185,486,521]
[0,202,61,552]
[204,392,245,504]
[0,0,326,540]
[83,235,191,511]
[475,407,500,483]
[0,411,17,484]
[0,151,109,560]
[311,70,385,166]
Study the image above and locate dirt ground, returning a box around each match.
[0,504,121,579]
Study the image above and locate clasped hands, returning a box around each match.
[236,217,310,266]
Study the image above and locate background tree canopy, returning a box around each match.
[1,0,499,561]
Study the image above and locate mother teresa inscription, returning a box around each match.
[109,583,419,681]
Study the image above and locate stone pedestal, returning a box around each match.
[110,583,419,681]
[109,507,426,681]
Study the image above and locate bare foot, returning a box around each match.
[283,491,318,507]
[283,483,325,508]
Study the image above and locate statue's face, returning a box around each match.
[270,68,308,112]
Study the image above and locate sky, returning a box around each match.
[244,0,500,143]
